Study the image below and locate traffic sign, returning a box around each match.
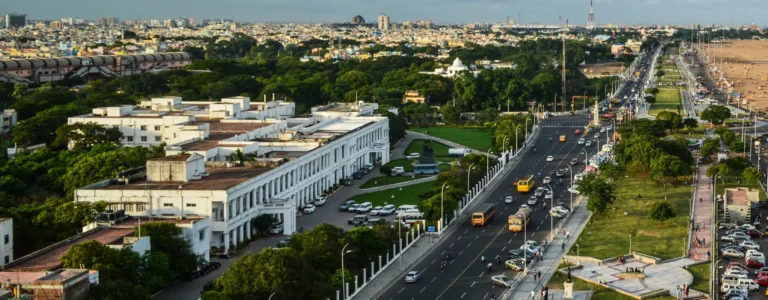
[427,226,436,232]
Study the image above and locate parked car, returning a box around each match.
[405,270,422,283]
[348,204,362,212]
[722,248,745,258]
[740,240,761,250]
[339,200,356,211]
[491,275,514,288]
[747,258,765,268]
[504,259,526,271]
[302,204,316,214]
[370,206,383,216]
[757,276,768,287]
[379,204,396,215]
[406,153,420,159]
[754,266,768,275]
[355,202,373,213]
[269,222,284,234]
[314,197,327,206]
[348,215,369,226]
[747,229,763,238]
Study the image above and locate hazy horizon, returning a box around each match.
[3,0,767,26]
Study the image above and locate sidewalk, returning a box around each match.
[691,165,712,261]
[504,199,592,300]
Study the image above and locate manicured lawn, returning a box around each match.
[383,158,415,172]
[350,181,436,207]
[576,176,691,260]
[405,139,452,157]
[547,263,637,300]
[649,87,682,116]
[359,175,430,189]
[414,126,493,152]
[686,262,710,294]
[714,175,767,200]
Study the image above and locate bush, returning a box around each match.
[380,164,393,177]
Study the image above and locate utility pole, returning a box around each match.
[562,36,567,115]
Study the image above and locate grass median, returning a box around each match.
[686,262,710,294]
[350,181,436,207]
[576,176,691,260]
[359,175,431,189]
[649,87,682,116]
[413,126,493,152]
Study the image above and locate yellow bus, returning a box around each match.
[472,204,496,226]
[517,175,535,193]
[559,135,566,142]
[508,207,533,232]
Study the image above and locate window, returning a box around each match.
[163,203,173,207]
[140,136,147,142]
[140,125,147,130]
[154,136,161,142]
[186,203,196,207]
[3,234,8,244]
[199,230,205,241]
[154,126,161,131]
[127,136,134,142]
[3,256,8,265]
[137,204,146,211]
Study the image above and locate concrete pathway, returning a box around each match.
[535,290,593,300]
[691,165,712,261]
[405,130,499,159]
[504,198,592,300]
[563,256,704,298]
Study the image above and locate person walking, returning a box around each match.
[707,250,711,260]
[537,270,542,281]
[561,242,565,252]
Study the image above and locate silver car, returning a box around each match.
[527,196,538,205]
[405,270,422,283]
[491,275,514,288]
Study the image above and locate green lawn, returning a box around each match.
[649,87,682,116]
[547,263,675,300]
[576,176,692,260]
[383,158,415,172]
[405,139,452,157]
[359,176,430,189]
[414,126,493,152]
[714,175,767,200]
[686,263,710,294]
[350,181,436,207]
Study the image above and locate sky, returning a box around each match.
[3,0,767,26]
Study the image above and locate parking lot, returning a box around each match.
[716,203,768,299]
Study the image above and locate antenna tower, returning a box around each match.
[587,0,595,30]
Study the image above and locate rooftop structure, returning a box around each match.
[0,109,16,134]
[724,187,760,224]
[0,52,192,85]
[0,219,12,268]
[0,269,91,300]
[75,102,390,253]
[419,58,479,78]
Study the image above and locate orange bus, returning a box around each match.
[472,204,496,226]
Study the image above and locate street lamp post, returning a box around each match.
[515,126,519,156]
[554,93,558,113]
[341,244,353,300]
[440,183,450,233]
[467,163,476,195]
[486,148,493,175]
[525,117,530,141]
[580,150,589,166]
[269,293,277,300]
[567,165,574,209]
[547,183,554,241]
[502,136,509,154]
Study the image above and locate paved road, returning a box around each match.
[375,115,602,300]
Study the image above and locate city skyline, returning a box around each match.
[3,0,768,26]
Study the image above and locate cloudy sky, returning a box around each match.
[4,0,767,26]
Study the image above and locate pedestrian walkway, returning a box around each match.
[503,199,592,300]
[691,165,712,261]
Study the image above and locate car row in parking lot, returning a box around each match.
[718,222,768,299]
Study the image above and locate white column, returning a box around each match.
[223,230,230,252]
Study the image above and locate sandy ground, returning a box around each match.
[701,40,768,110]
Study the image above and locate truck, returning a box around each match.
[448,148,471,157]
[508,207,533,232]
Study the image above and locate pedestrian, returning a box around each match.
[537,270,542,281]
[561,242,565,252]
[531,290,535,298]
[707,250,711,260]
[702,237,705,245]
[566,231,570,239]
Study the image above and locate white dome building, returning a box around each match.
[418,57,479,78]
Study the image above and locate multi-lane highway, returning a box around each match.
[375,115,602,300]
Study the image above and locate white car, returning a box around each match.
[379,204,396,215]
[600,127,606,133]
[577,138,585,145]
[606,125,612,130]
[406,153,420,159]
[740,240,761,250]
[550,207,569,218]
[585,141,592,147]
[543,176,551,184]
[741,224,757,230]
[527,196,538,205]
[314,197,327,206]
[546,156,554,162]
[724,268,750,278]
[405,270,422,283]
[568,185,580,194]
[747,252,765,261]
[594,133,600,139]
[545,191,553,200]
[722,248,745,258]
[745,250,762,258]
[302,204,316,214]
[520,244,540,254]
[505,196,514,204]
[370,206,383,216]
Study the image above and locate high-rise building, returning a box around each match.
[5,14,26,28]
[378,14,390,31]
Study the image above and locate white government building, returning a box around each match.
[73,97,390,253]
[419,57,480,78]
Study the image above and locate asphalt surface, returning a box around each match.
[375,115,603,300]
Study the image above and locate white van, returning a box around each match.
[396,205,418,213]
[396,210,424,220]
[720,282,747,293]
[721,275,740,286]
[356,202,373,213]
[736,278,760,291]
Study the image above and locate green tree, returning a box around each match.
[648,201,676,223]
[650,154,686,182]
[289,223,346,273]
[743,167,761,185]
[644,87,660,96]
[218,248,317,300]
[346,226,387,268]
[700,105,732,125]
[682,118,698,132]
[61,240,142,283]
[87,280,151,300]
[54,122,124,150]
[140,251,175,292]
[575,173,615,215]
[644,95,656,104]
[251,214,278,237]
[699,139,719,158]
[135,222,200,280]
[379,164,393,177]
[655,111,683,131]
[440,105,461,124]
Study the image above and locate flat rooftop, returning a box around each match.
[180,119,275,151]
[726,188,759,206]
[98,164,272,191]
[6,228,135,272]
[113,216,207,228]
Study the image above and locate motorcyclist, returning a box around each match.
[441,260,446,270]
[538,173,542,178]
[481,255,486,263]
[496,255,502,265]
[549,137,552,142]
[487,262,492,272]
[533,148,537,153]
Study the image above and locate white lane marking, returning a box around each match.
[459,250,464,256]
[461,292,467,299]
[471,281,476,288]
[536,226,540,230]
[431,277,437,283]
[398,287,405,293]
[475,236,479,240]
[478,272,484,278]
[483,293,489,299]
[420,287,427,294]
[432,259,436,264]
[502,246,506,252]
[467,242,472,248]
[482,229,486,233]
[458,236,462,241]
[465,229,469,234]
[450,243,455,248]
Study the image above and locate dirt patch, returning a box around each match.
[638,230,662,237]
[701,40,768,110]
